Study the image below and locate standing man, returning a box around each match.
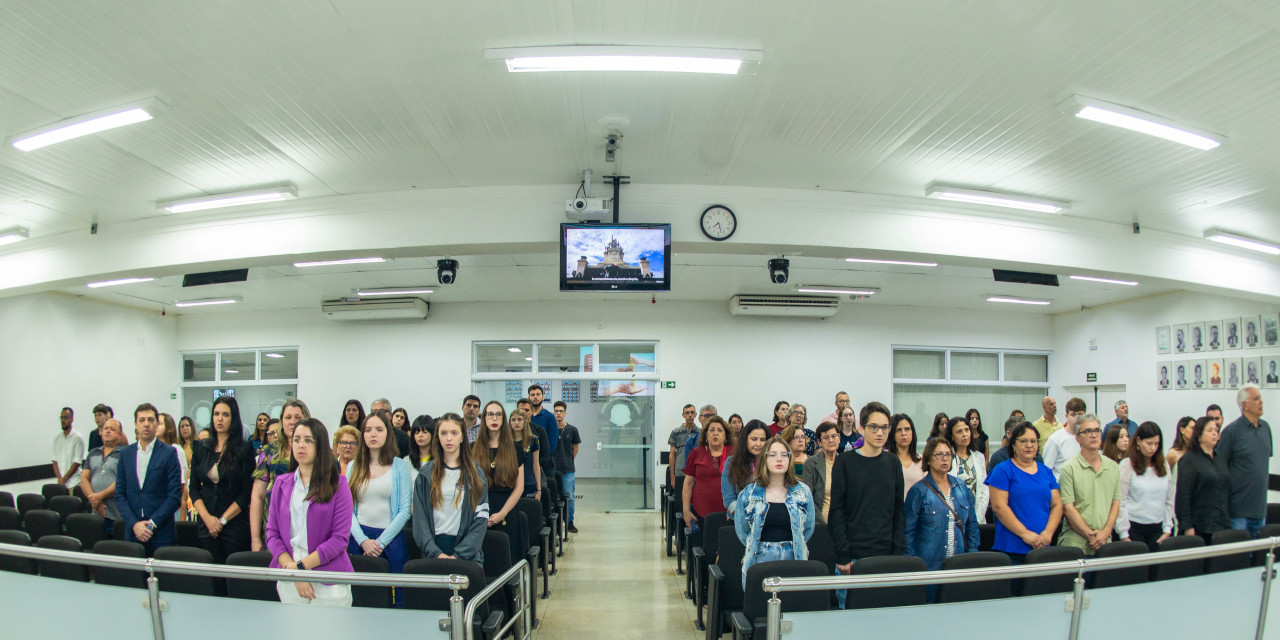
[1043,398,1086,479]
[553,401,582,533]
[682,405,719,473]
[1217,385,1272,538]
[1106,400,1139,437]
[1206,404,1225,431]
[518,397,555,492]
[527,384,559,463]
[52,407,85,490]
[1057,414,1121,556]
[819,391,855,429]
[87,404,115,451]
[115,403,183,556]
[370,397,411,459]
[462,395,483,444]
[1031,397,1061,456]
[668,405,700,487]
[81,419,123,538]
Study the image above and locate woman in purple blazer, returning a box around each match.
[266,418,354,606]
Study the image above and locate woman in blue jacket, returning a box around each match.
[735,437,816,589]
[346,410,413,606]
[905,437,980,601]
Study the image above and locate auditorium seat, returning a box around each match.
[1254,524,1280,567]
[706,528,746,640]
[1091,541,1149,588]
[978,523,996,551]
[846,555,927,608]
[1151,535,1204,582]
[93,540,148,588]
[16,494,44,518]
[935,551,1012,602]
[40,484,68,503]
[516,497,550,598]
[36,535,88,582]
[1267,503,1280,526]
[112,518,126,541]
[404,558,503,639]
[22,509,62,543]
[0,529,35,574]
[1205,529,1252,574]
[175,520,200,548]
[0,491,13,509]
[0,506,19,531]
[63,512,104,551]
[1020,546,1084,596]
[693,512,731,630]
[225,551,278,601]
[730,560,829,640]
[154,546,219,596]
[348,554,393,608]
[481,530,518,623]
[48,495,85,524]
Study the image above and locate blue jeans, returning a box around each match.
[1231,517,1265,538]
[834,560,855,609]
[562,472,576,524]
[742,541,796,590]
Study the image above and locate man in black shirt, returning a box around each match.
[552,401,582,532]
[88,403,114,451]
[828,401,904,608]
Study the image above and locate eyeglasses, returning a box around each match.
[864,424,890,433]
[931,452,953,460]
[290,437,316,446]
[791,411,806,415]
[337,441,357,447]
[1078,429,1103,437]
[766,452,792,459]
[700,413,715,419]
[484,411,504,418]
[1014,439,1038,446]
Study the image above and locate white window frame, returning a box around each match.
[178,346,300,388]
[891,345,1051,389]
[470,340,661,382]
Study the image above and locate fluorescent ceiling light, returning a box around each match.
[224,369,239,374]
[0,226,30,246]
[926,184,1069,214]
[524,357,533,361]
[10,98,165,151]
[845,258,937,267]
[264,353,284,358]
[87,277,154,288]
[159,184,298,214]
[174,297,241,308]
[1065,95,1223,151]
[507,347,522,353]
[796,286,880,296]
[485,46,761,74]
[355,286,434,297]
[1069,275,1139,286]
[1204,228,1280,256]
[293,257,385,268]
[986,296,1052,306]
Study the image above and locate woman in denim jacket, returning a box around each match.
[905,437,980,596]
[735,437,816,588]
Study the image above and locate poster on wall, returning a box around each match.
[1174,361,1189,390]
[1264,356,1280,388]
[1245,357,1263,385]
[1173,324,1189,354]
[1156,326,1171,355]
[1208,358,1224,389]
[1244,316,1262,349]
[1190,359,1207,390]
[1225,317,1242,350]
[1190,322,1206,353]
[1226,357,1243,389]
[1157,363,1171,390]
[1207,320,1223,351]
[1264,315,1280,347]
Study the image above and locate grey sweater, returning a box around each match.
[411,460,490,564]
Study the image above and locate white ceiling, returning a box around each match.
[5,0,1280,313]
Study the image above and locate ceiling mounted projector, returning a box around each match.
[565,197,611,220]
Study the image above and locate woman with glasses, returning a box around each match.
[412,414,489,564]
[784,404,818,456]
[946,417,988,523]
[474,402,526,566]
[890,414,924,499]
[683,416,730,529]
[906,438,980,599]
[347,410,412,605]
[723,420,770,519]
[735,436,815,588]
[405,415,434,470]
[1175,416,1230,545]
[780,424,809,472]
[801,422,841,524]
[986,423,1062,563]
[768,401,789,437]
[334,426,359,475]
[250,399,311,552]
[265,418,354,607]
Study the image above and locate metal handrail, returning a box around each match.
[462,559,532,640]
[763,536,1277,593]
[0,541,468,589]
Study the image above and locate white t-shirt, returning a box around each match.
[433,466,464,537]
[1117,458,1175,537]
[356,468,393,529]
[52,430,86,489]
[1043,429,1081,479]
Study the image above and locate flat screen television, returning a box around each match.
[560,223,671,292]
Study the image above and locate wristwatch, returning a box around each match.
[145,521,157,532]
[295,560,306,571]
[219,517,228,526]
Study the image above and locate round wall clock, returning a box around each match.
[700,205,737,241]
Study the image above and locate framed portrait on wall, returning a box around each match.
[1174,361,1189,390]
[1225,317,1242,350]
[1245,356,1263,386]
[1156,363,1171,390]
[1264,315,1279,347]
[1173,324,1189,354]
[1190,359,1207,390]
[1226,357,1243,389]
[1244,315,1261,349]
[1207,320,1223,351]
[1156,326,1171,355]
[1189,322,1206,352]
[1263,355,1280,388]
[1208,358,1224,389]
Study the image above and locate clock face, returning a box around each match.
[700,205,737,241]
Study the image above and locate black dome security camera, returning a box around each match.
[437,259,459,285]
[768,258,789,284]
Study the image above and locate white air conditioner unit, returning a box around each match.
[321,297,428,321]
[729,294,840,318]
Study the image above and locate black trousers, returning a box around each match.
[1127,521,1165,552]
[198,517,250,564]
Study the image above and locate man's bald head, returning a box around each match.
[101,419,122,447]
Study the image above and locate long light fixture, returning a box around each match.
[159,184,298,214]
[0,226,30,246]
[87,277,154,288]
[1069,275,1139,286]
[293,257,385,268]
[10,98,165,151]
[355,286,434,297]
[1204,228,1280,256]
[174,296,241,308]
[926,184,1069,214]
[264,353,285,358]
[1064,95,1223,151]
[485,45,762,74]
[796,286,880,296]
[986,295,1052,306]
[507,347,522,353]
[846,258,937,267]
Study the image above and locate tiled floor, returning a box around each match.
[532,479,700,640]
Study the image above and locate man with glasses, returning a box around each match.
[668,405,700,488]
[462,395,483,444]
[1043,398,1087,480]
[679,405,719,488]
[819,391,856,430]
[1057,414,1121,556]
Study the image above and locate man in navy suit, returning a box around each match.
[115,403,183,556]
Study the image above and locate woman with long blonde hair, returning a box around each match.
[508,409,542,500]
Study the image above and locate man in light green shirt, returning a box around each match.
[1058,414,1121,555]
[1031,396,1061,456]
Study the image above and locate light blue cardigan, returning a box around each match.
[347,457,413,546]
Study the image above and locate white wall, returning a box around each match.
[0,292,178,474]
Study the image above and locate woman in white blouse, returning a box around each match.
[947,416,988,524]
[1117,421,1175,552]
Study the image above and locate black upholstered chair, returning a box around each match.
[1206,529,1252,574]
[40,483,69,503]
[36,535,88,582]
[1090,541,1149,588]
[0,529,36,574]
[1020,545,1084,596]
[0,491,13,509]
[1266,503,1280,526]
[0,506,19,531]
[481,530,518,622]
[404,558,504,639]
[707,526,746,640]
[692,511,730,630]
[978,523,996,551]
[22,509,62,543]
[154,546,219,596]
[47,495,85,523]
[175,520,200,548]
[730,560,830,640]
[516,497,550,598]
[935,551,1012,602]
[348,554,392,608]
[93,540,148,588]
[1254,524,1280,567]
[1151,535,1205,581]
[845,555,928,608]
[63,512,104,552]
[225,550,279,601]
[113,518,126,541]
[16,494,45,518]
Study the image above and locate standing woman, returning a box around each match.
[929,413,949,440]
[1165,416,1196,468]
[157,414,190,521]
[723,420,770,518]
[252,413,271,453]
[509,409,542,500]
[965,408,989,461]
[1175,416,1230,544]
[802,422,841,524]
[1117,422,1174,552]
[947,417,988,524]
[250,399,311,552]
[735,436,815,588]
[189,395,257,563]
[836,406,861,452]
[473,402,525,563]
[265,418,354,607]
[683,416,730,529]
[728,414,744,440]
[768,401,790,437]
[1102,426,1130,464]
[985,423,1062,563]
[346,410,412,604]
[406,416,434,470]
[392,408,410,433]
[334,427,360,476]
[177,416,197,471]
[784,405,817,456]
[412,414,488,564]
[780,424,809,472]
[890,414,924,498]
[339,400,366,433]
[905,438,980,592]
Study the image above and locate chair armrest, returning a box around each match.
[707,565,725,640]
[480,610,504,640]
[729,611,753,640]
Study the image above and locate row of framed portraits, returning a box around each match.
[1157,355,1280,390]
[1156,316,1280,354]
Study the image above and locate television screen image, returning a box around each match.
[561,223,670,291]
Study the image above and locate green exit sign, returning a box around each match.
[661,381,676,389]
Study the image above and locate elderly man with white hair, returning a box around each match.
[1106,400,1139,437]
[1216,385,1271,538]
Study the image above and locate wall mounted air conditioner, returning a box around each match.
[321,297,428,321]
[729,295,840,318]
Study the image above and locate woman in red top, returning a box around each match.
[768,401,790,437]
[683,416,732,527]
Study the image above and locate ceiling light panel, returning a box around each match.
[986,295,1052,306]
[87,277,155,288]
[1065,95,1223,150]
[926,184,1069,214]
[10,98,165,151]
[485,46,762,74]
[159,184,298,214]
[293,257,385,268]
[1069,275,1139,286]
[846,258,937,267]
[355,286,434,296]
[174,296,241,308]
[0,226,30,246]
[1203,228,1280,255]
